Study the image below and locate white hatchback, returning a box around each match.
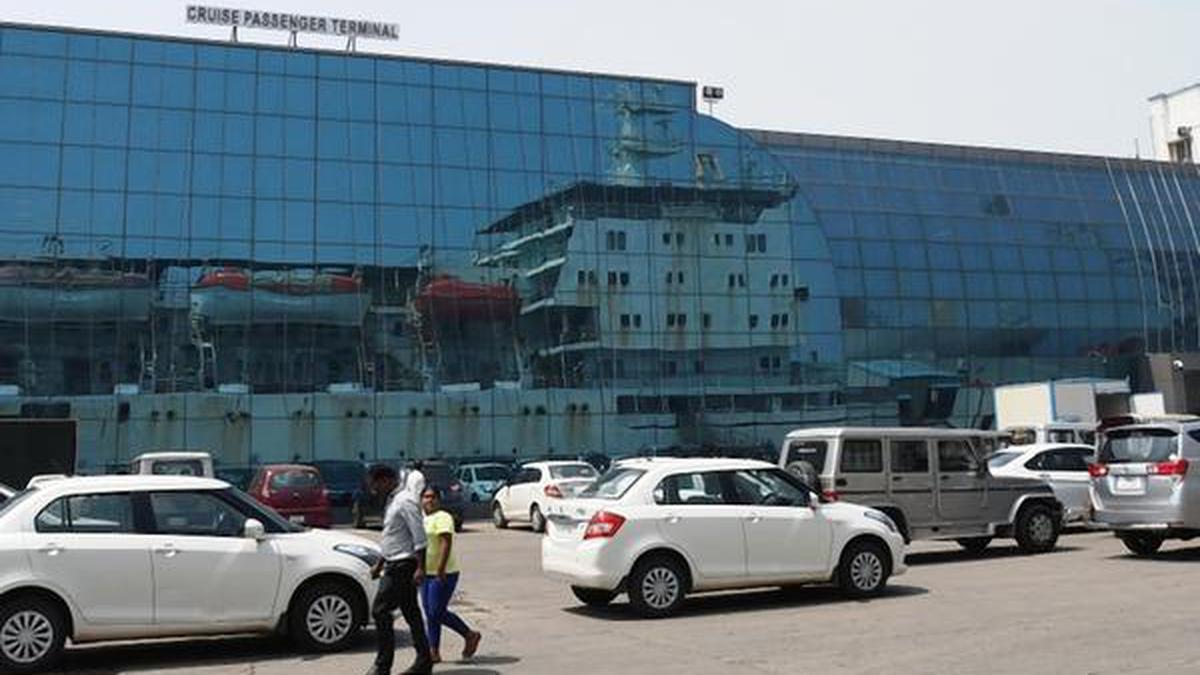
[987,443,1095,524]
[542,458,907,618]
[0,476,381,672]
[492,461,600,533]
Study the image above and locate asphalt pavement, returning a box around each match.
[51,526,1200,674]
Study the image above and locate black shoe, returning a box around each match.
[402,657,433,674]
[365,666,390,675]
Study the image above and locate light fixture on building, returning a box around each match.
[701,85,724,115]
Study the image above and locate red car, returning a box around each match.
[248,464,333,528]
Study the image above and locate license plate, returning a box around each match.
[289,515,306,524]
[1115,476,1145,493]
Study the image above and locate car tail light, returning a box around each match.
[1087,463,1109,478]
[544,484,564,499]
[821,489,840,502]
[1149,459,1189,476]
[583,511,625,540]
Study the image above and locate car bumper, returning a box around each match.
[885,535,908,577]
[541,535,626,591]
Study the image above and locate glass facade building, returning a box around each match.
[2,23,1199,469]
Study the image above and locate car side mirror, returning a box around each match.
[244,518,266,541]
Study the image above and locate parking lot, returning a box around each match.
[46,526,1200,675]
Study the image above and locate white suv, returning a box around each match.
[0,476,381,672]
[542,458,906,618]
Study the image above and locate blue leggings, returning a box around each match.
[421,572,472,650]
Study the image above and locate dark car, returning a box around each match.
[215,465,256,492]
[353,459,404,529]
[417,460,466,531]
[351,460,466,531]
[308,460,367,524]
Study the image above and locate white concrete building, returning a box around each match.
[1149,83,1200,163]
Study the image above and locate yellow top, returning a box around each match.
[423,510,459,574]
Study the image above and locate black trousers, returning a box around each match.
[372,558,431,672]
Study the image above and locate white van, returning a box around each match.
[129,451,214,478]
[779,427,1062,554]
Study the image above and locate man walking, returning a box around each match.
[366,465,433,675]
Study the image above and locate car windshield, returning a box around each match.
[988,452,1023,468]
[269,470,321,490]
[0,488,34,520]
[550,464,598,480]
[1100,429,1179,464]
[577,468,645,500]
[474,466,509,481]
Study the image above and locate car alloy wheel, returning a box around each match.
[1,610,54,665]
[849,551,884,592]
[305,594,354,646]
[1028,512,1055,545]
[640,566,681,610]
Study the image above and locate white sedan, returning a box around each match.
[0,476,381,672]
[987,443,1095,524]
[492,461,599,532]
[542,458,906,617]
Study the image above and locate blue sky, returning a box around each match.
[6,0,1195,156]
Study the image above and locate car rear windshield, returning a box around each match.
[474,466,509,481]
[577,468,644,500]
[988,452,1023,468]
[150,460,206,476]
[784,440,828,471]
[550,464,597,480]
[1099,429,1179,464]
[269,470,321,490]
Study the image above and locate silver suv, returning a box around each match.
[779,427,1063,554]
[1090,420,1200,555]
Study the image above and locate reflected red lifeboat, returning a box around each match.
[196,267,362,294]
[414,275,518,321]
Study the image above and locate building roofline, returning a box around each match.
[0,20,697,90]
[749,128,1186,170]
[1149,82,1200,102]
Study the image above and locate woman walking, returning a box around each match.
[420,487,482,664]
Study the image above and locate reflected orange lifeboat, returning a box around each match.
[414,275,518,322]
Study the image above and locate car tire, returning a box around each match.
[530,504,546,533]
[956,537,993,553]
[1120,532,1165,557]
[1014,503,1060,554]
[492,503,508,529]
[0,595,67,673]
[627,555,688,618]
[289,581,362,653]
[571,586,618,607]
[837,539,892,599]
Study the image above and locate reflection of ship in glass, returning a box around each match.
[190,267,370,326]
[0,263,153,322]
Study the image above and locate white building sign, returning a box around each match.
[186,5,399,40]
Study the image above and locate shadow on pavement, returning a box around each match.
[905,544,1082,566]
[1106,544,1200,562]
[564,583,927,621]
[57,631,518,674]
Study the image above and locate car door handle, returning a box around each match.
[1038,473,1051,481]
[663,515,681,524]
[939,475,951,481]
[38,544,62,556]
[153,545,180,558]
[892,476,904,482]
[744,515,762,524]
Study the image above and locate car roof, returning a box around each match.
[612,457,775,472]
[32,475,229,496]
[522,460,595,468]
[998,443,1095,456]
[258,463,319,472]
[785,427,1004,439]
[133,451,212,461]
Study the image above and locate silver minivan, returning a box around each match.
[1090,420,1200,555]
[779,427,1062,554]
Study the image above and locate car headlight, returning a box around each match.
[334,543,383,567]
[864,510,898,534]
